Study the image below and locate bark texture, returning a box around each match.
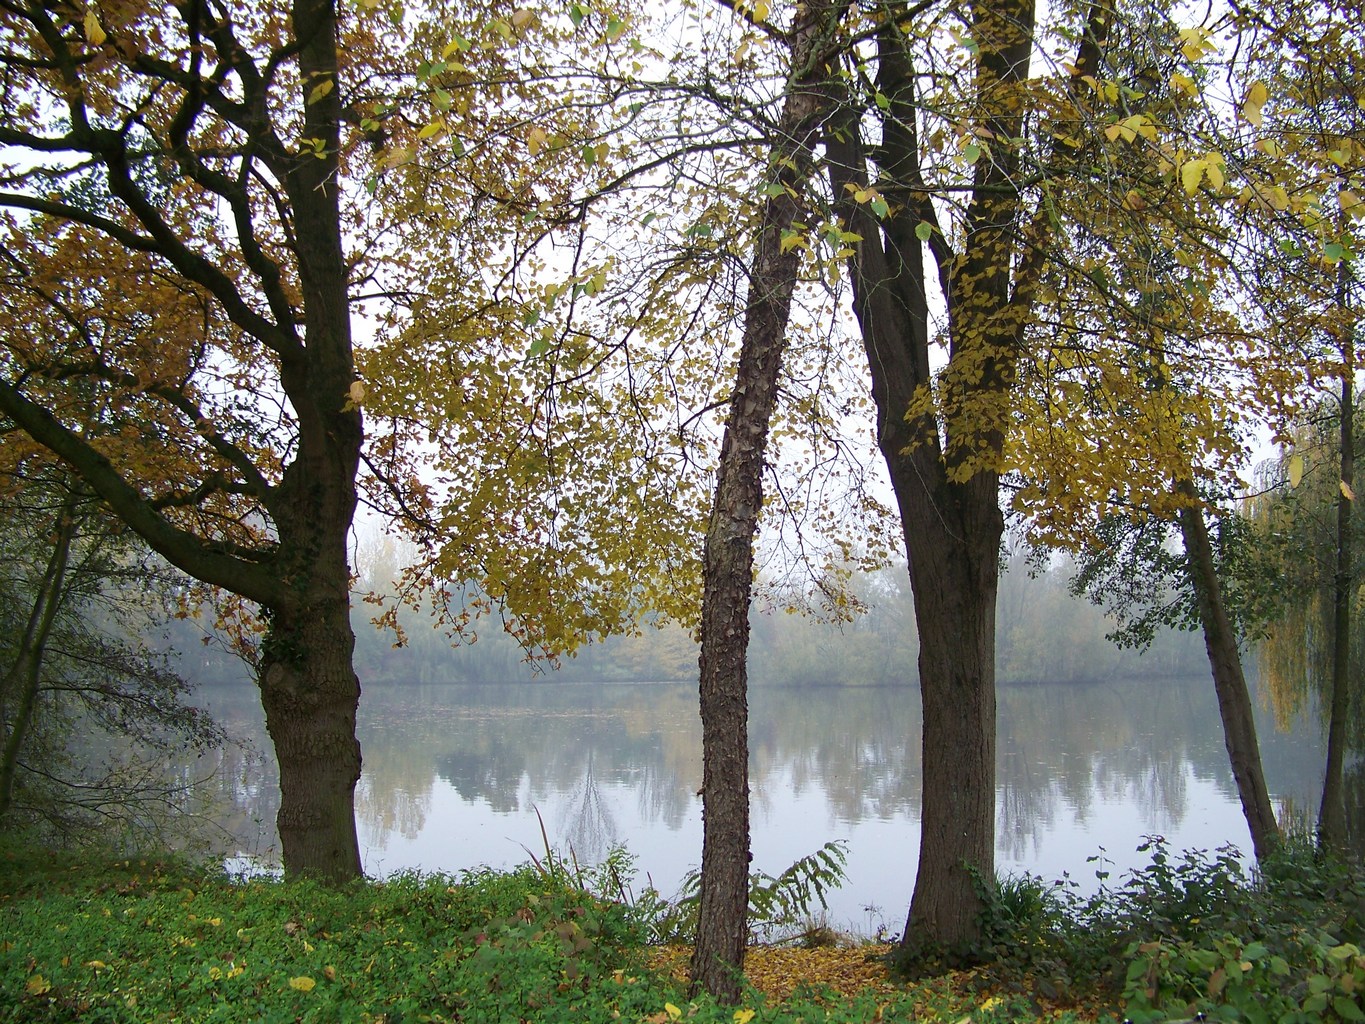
[1176,480,1280,861]
[690,3,844,1002]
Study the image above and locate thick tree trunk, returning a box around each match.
[258,563,363,882]
[900,476,1000,953]
[1176,480,1280,861]
[821,0,1040,955]
[690,3,843,1002]
[253,0,365,882]
[1319,347,1354,854]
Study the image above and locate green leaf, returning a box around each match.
[1325,241,1346,263]
[869,197,889,219]
[915,221,933,242]
[963,142,982,164]
[527,335,551,359]
[568,3,587,27]
[874,91,891,111]
[1336,996,1365,1022]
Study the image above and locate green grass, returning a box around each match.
[0,844,1107,1024]
[5,835,1360,1023]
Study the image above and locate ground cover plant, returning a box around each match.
[1,836,1361,1023]
[0,842,1078,1024]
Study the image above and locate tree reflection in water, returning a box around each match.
[187,676,1336,917]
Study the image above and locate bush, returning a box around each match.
[957,834,1365,1023]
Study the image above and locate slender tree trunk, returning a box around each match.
[1176,479,1280,861]
[1319,297,1354,854]
[0,495,78,821]
[690,3,843,1001]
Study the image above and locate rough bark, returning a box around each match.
[1319,314,1354,855]
[690,3,844,1002]
[260,586,363,880]
[1176,480,1281,861]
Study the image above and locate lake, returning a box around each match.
[192,675,1328,935]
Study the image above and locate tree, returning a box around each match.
[690,0,847,999]
[0,468,223,845]
[1231,0,1363,853]
[817,0,1113,953]
[0,0,367,879]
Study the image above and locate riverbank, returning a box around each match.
[2,841,1360,1023]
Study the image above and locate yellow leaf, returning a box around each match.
[83,10,106,46]
[323,965,337,981]
[665,1003,683,1021]
[735,1011,756,1024]
[417,118,445,139]
[289,976,316,992]
[1342,480,1356,501]
[527,126,547,156]
[26,975,51,996]
[307,78,334,104]
[1242,80,1268,126]
[752,0,770,21]
[1179,27,1214,60]
[1181,158,1206,195]
[1288,454,1304,488]
[1169,72,1197,96]
[1205,157,1224,190]
[84,960,108,970]
[511,9,533,27]
[1340,189,1363,219]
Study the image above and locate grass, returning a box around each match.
[2,835,1361,1023]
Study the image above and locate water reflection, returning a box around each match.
[191,676,1328,927]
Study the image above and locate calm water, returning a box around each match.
[193,676,1326,933]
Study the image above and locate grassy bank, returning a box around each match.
[1,838,1361,1023]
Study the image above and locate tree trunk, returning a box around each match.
[690,3,843,1002]
[252,0,365,882]
[821,0,1045,955]
[1319,310,1354,855]
[259,583,363,882]
[1176,479,1280,861]
[0,496,78,821]
[901,476,1000,953]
